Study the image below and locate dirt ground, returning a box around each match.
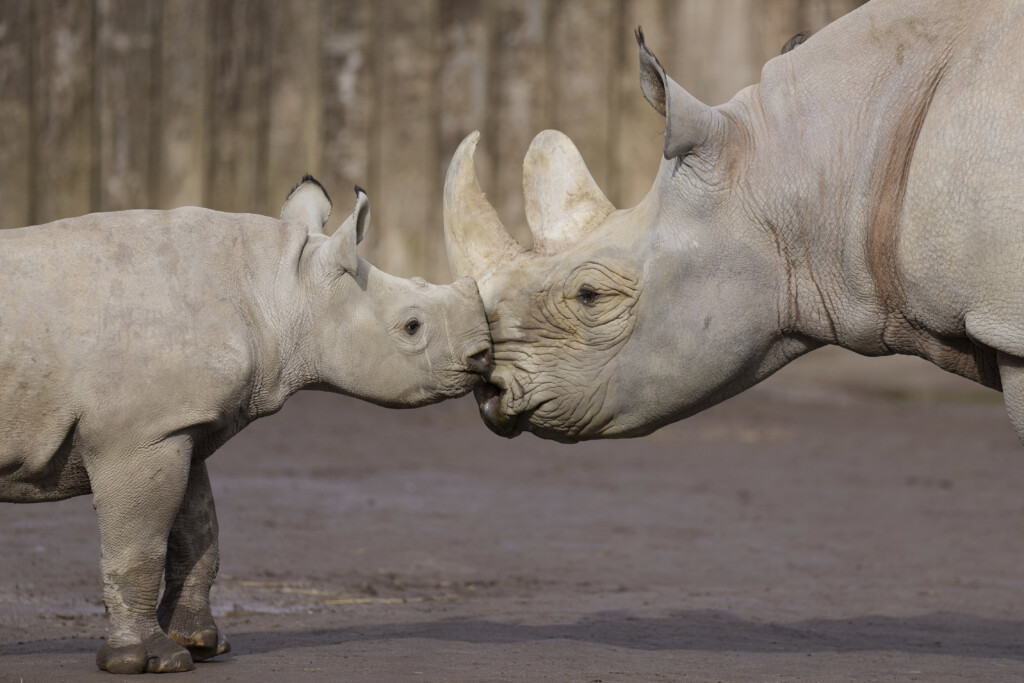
[3,347,1024,682]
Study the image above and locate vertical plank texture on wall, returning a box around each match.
[669,0,758,107]
[801,0,866,29]
[5,0,868,279]
[491,0,549,248]
[439,0,492,216]
[612,0,672,209]
[267,0,322,209]
[0,1,32,228]
[156,0,209,211]
[321,0,373,233]
[208,0,269,215]
[548,0,616,197]
[96,0,156,212]
[753,0,804,60]
[32,0,94,225]
[669,0,861,110]
[374,0,441,278]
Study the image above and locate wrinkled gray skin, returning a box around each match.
[445,0,1024,444]
[0,178,490,673]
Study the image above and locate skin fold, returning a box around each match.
[0,178,491,673]
[444,0,1024,444]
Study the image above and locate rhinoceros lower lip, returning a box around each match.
[474,382,522,438]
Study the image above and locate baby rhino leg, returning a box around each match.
[158,460,231,661]
[998,352,1024,444]
[88,435,195,673]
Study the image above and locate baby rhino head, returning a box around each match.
[282,177,491,408]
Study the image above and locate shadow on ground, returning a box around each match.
[7,610,1023,660]
[242,610,1023,661]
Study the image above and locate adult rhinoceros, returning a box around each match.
[444,0,1024,444]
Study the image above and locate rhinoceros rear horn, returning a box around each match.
[636,27,720,159]
[523,130,614,254]
[443,131,523,281]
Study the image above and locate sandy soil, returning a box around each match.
[2,347,1024,681]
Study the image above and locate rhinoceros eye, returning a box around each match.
[576,286,599,307]
[404,318,421,335]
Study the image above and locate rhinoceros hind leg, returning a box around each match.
[158,460,231,661]
[996,351,1024,444]
[88,434,194,673]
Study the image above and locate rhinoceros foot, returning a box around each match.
[159,602,231,661]
[96,632,195,674]
[167,624,231,661]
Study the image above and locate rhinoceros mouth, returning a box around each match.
[474,383,578,442]
[474,382,522,438]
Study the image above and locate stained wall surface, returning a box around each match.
[0,0,863,282]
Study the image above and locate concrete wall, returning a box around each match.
[0,0,863,281]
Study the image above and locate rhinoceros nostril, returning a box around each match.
[465,347,491,373]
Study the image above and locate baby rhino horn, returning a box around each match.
[523,130,615,254]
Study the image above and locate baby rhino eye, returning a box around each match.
[576,286,598,307]
[404,318,421,335]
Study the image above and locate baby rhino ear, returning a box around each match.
[281,174,332,233]
[320,186,370,275]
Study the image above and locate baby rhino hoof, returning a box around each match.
[169,626,231,662]
[97,634,195,674]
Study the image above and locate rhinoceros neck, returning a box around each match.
[240,223,322,418]
[728,0,967,357]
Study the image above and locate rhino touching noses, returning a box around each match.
[452,276,492,373]
[466,346,492,374]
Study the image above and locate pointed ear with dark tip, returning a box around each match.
[319,188,370,275]
[281,174,333,233]
[350,185,369,244]
[636,27,720,159]
[780,31,811,55]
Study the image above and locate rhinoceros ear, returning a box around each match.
[320,187,369,275]
[636,27,720,159]
[281,174,332,234]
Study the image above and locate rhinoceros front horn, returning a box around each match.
[444,131,523,281]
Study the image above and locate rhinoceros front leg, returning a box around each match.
[89,434,195,674]
[158,460,231,661]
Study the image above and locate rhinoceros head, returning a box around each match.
[283,178,491,408]
[444,32,800,442]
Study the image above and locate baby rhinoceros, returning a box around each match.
[0,177,491,673]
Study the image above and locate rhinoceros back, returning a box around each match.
[0,207,297,501]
